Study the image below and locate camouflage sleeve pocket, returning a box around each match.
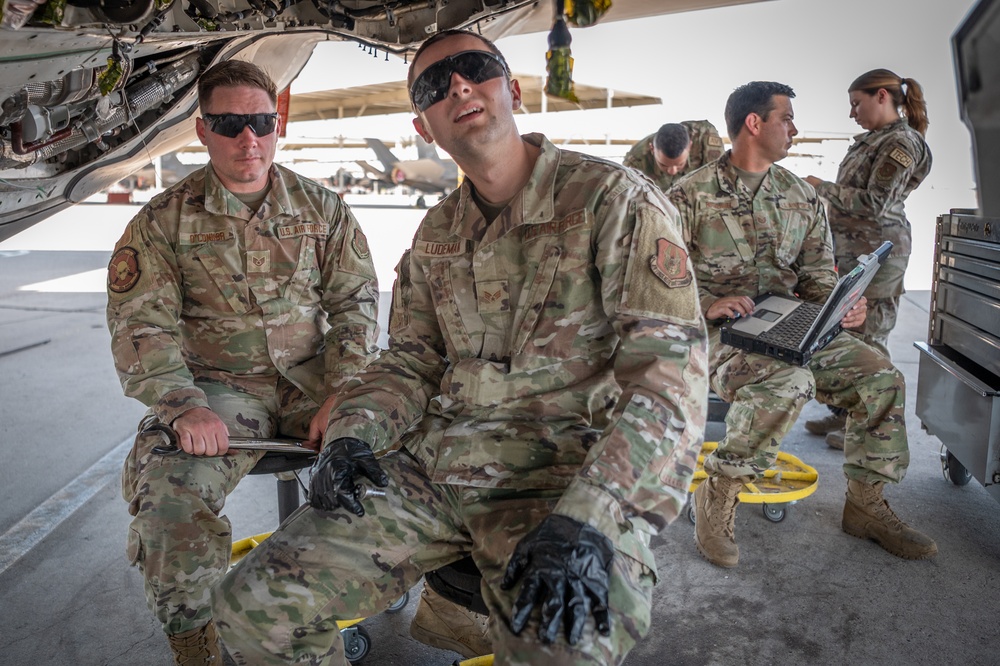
[388,249,412,334]
[618,203,699,323]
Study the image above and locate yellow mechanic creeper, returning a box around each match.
[456,656,495,665]
[686,442,819,524]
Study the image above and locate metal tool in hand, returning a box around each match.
[145,422,315,456]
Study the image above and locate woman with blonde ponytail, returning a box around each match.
[804,68,932,446]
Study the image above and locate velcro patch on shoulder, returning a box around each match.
[888,147,914,168]
[707,135,724,147]
[619,203,699,322]
[875,161,898,186]
[650,238,693,288]
[108,246,141,293]
[351,227,370,259]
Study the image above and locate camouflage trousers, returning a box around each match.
[706,329,908,484]
[212,449,655,665]
[838,254,908,359]
[121,379,317,635]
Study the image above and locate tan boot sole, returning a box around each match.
[843,510,938,560]
[410,622,486,659]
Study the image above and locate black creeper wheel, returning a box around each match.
[342,625,371,663]
[385,591,409,613]
[762,503,786,522]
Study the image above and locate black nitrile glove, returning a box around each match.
[500,514,615,645]
[308,437,388,516]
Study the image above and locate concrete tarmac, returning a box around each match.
[1,204,998,665]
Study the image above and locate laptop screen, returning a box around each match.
[802,241,894,348]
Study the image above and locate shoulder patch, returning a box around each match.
[707,135,724,147]
[351,228,370,259]
[888,147,914,168]
[108,247,141,293]
[875,161,898,186]
[650,238,693,288]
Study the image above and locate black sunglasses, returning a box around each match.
[202,112,279,138]
[409,50,509,112]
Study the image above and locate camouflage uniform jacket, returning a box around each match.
[327,133,709,555]
[623,120,726,191]
[668,151,838,322]
[816,118,931,259]
[106,163,379,425]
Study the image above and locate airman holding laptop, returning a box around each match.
[667,81,936,568]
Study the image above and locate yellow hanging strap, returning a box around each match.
[545,15,578,103]
[565,0,612,27]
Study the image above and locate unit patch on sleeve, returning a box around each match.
[875,161,898,186]
[888,147,914,168]
[352,228,370,259]
[650,238,693,288]
[108,247,141,293]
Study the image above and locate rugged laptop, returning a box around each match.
[719,241,893,366]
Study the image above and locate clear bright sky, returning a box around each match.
[289,0,980,289]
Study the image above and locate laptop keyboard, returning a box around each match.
[757,301,823,348]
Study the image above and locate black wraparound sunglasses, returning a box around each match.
[202,112,279,138]
[409,50,509,113]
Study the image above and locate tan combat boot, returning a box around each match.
[167,621,223,665]
[825,429,846,450]
[842,479,938,560]
[693,475,744,568]
[410,585,491,658]
[805,411,846,436]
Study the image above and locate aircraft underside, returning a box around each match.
[0,0,762,239]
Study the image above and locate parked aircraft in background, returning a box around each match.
[357,137,459,200]
[116,151,201,191]
[0,0,772,241]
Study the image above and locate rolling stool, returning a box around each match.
[231,450,409,663]
[708,391,730,422]
[246,450,315,523]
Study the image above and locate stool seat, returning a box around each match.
[248,451,316,475]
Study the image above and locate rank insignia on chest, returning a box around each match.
[247,250,270,273]
[650,238,693,288]
[352,228,370,259]
[108,246,141,293]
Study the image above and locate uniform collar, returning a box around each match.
[449,133,558,239]
[714,150,777,199]
[203,163,290,221]
[854,117,907,143]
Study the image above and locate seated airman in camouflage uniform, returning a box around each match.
[106,60,379,664]
[212,29,709,666]
[668,81,936,569]
[623,120,725,191]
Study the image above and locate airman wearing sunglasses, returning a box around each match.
[106,59,379,664]
[213,30,709,666]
